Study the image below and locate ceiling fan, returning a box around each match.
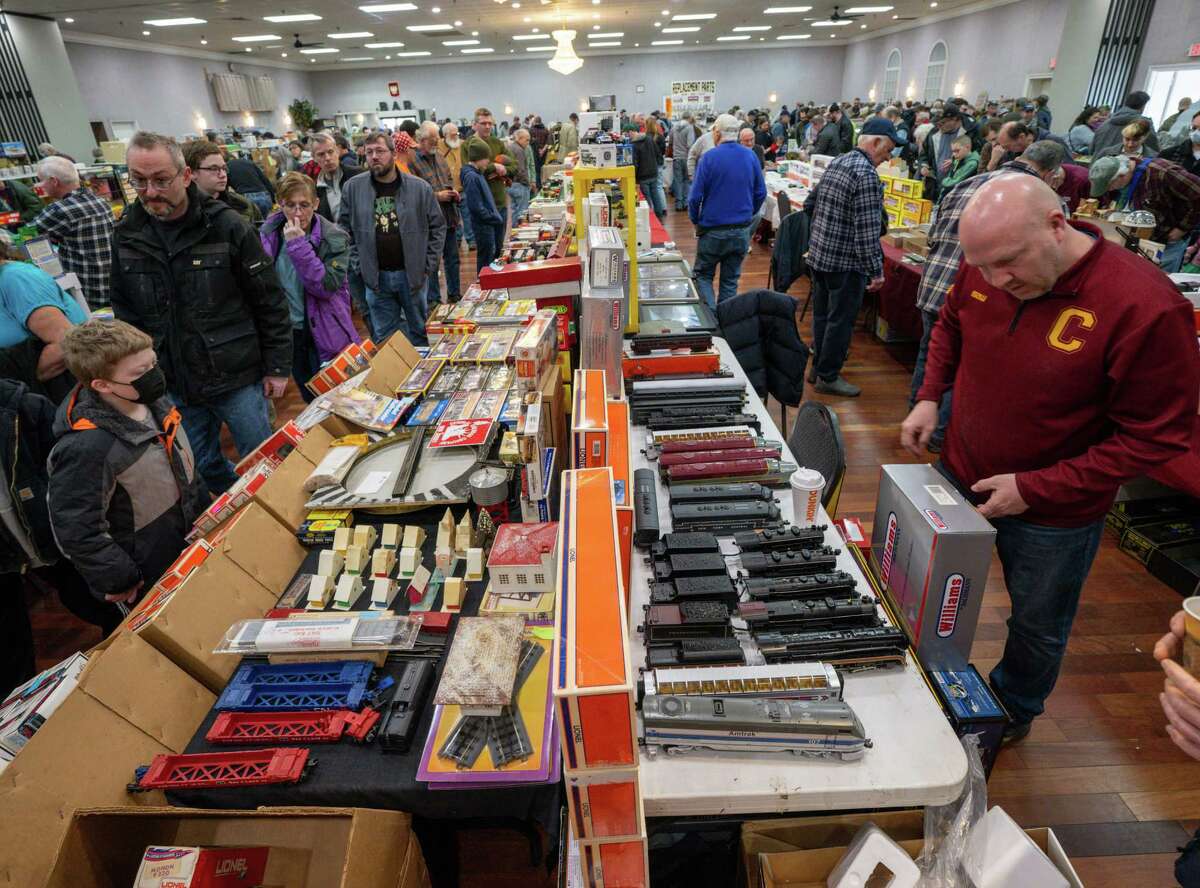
[292,33,324,48]
[825,6,863,23]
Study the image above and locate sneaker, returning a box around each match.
[806,367,817,385]
[813,376,861,397]
[1001,721,1032,746]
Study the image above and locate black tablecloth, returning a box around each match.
[167,505,561,884]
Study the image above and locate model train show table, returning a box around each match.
[631,337,968,818]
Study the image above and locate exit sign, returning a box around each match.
[1189,42,1200,57]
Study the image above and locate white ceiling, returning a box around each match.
[26,0,987,69]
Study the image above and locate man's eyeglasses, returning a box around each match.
[197,165,228,175]
[129,170,183,191]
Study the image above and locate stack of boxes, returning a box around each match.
[553,467,648,887]
[879,173,932,230]
[581,227,629,396]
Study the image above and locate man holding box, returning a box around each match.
[902,175,1200,743]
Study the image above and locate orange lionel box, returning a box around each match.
[605,399,633,596]
[577,834,650,888]
[554,467,638,771]
[572,369,609,469]
[566,767,645,842]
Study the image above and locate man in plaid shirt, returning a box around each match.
[804,117,902,397]
[910,141,1067,450]
[34,156,114,307]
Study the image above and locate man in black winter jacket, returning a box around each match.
[48,320,207,610]
[111,131,291,495]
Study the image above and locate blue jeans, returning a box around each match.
[173,383,273,495]
[426,225,461,304]
[367,268,428,348]
[242,190,274,218]
[460,206,475,246]
[1161,236,1189,273]
[935,463,1104,726]
[639,176,667,219]
[474,218,502,272]
[810,268,866,382]
[671,157,690,209]
[347,265,373,340]
[507,182,531,225]
[909,308,953,445]
[693,227,749,309]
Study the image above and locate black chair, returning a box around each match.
[776,190,792,221]
[785,401,847,516]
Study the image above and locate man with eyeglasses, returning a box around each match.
[460,107,509,248]
[410,121,462,305]
[338,131,445,347]
[109,131,291,496]
[183,141,261,224]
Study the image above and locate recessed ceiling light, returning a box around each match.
[513,33,550,40]
[593,0,601,4]
[511,1,520,7]
[733,25,771,30]
[654,21,661,26]
[395,50,432,56]
[233,34,282,42]
[364,41,405,47]
[660,9,669,15]
[343,56,375,60]
[651,39,683,44]
[431,5,441,11]
[329,31,374,38]
[64,17,74,23]
[524,16,531,21]
[407,23,453,31]
[454,19,462,25]
[264,13,322,23]
[525,45,555,51]
[590,41,621,46]
[300,47,339,53]
[142,30,151,36]
[144,17,207,26]
[200,38,208,44]
[386,54,391,57]
[245,47,253,51]
[861,23,867,28]
[930,1,938,6]
[634,42,639,46]
[763,6,813,12]
[843,5,893,11]
[444,39,478,44]
[471,30,479,35]
[281,51,288,56]
[588,31,623,37]
[776,32,811,39]
[358,3,417,11]
[310,58,315,61]
[662,26,700,32]
[671,13,717,20]
[717,34,751,40]
[892,13,899,17]
[461,47,494,53]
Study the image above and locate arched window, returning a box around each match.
[924,41,947,102]
[882,50,902,103]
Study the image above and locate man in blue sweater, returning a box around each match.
[688,113,767,309]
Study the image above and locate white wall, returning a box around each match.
[7,15,94,160]
[840,0,1068,104]
[308,45,848,125]
[65,41,312,137]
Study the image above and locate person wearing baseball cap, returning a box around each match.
[1089,153,1200,271]
[393,130,416,174]
[803,119,899,397]
[919,105,969,202]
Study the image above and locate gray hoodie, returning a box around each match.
[1090,105,1160,158]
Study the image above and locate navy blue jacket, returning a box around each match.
[688,142,767,231]
[462,163,503,227]
[717,289,810,407]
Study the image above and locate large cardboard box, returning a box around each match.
[44,806,430,888]
[571,369,610,469]
[0,632,215,888]
[541,360,568,452]
[132,502,308,691]
[870,464,995,670]
[248,449,317,531]
[362,331,423,397]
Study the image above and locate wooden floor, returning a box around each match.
[27,207,1195,886]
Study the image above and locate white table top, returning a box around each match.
[631,337,968,817]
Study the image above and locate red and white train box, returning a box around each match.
[605,399,633,595]
[571,369,609,469]
[576,834,650,888]
[514,309,560,394]
[134,845,269,888]
[478,255,581,296]
[233,421,306,477]
[554,468,638,771]
[565,767,645,842]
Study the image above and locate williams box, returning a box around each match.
[870,464,995,670]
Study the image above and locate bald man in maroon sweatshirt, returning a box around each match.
[902,175,1200,744]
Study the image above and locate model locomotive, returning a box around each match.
[640,694,872,761]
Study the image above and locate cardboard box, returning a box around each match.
[541,361,568,452]
[44,806,429,888]
[565,767,645,841]
[870,464,995,670]
[362,331,423,397]
[928,664,1009,779]
[554,468,637,771]
[132,503,308,691]
[587,226,629,290]
[1120,517,1200,565]
[580,144,619,169]
[1148,539,1200,595]
[253,448,319,530]
[577,834,649,888]
[514,309,560,394]
[1106,494,1199,535]
[0,632,215,888]
[571,369,610,469]
[748,811,1082,888]
[606,399,633,597]
[580,287,625,399]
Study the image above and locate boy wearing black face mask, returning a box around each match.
[46,320,207,609]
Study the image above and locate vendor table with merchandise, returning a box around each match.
[877,241,926,343]
[631,337,969,818]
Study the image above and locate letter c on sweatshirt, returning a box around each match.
[1047,307,1096,355]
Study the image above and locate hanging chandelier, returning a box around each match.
[548,29,583,75]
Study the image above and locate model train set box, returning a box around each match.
[870,464,995,670]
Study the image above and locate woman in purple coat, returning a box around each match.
[260,172,360,401]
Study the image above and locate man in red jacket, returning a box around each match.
[901,175,1200,743]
